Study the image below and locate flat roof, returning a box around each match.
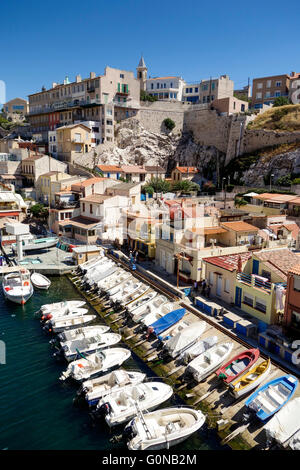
[72,245,101,253]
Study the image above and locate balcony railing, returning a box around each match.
[29,99,102,115]
[236,272,272,293]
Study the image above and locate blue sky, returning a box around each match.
[2,0,300,101]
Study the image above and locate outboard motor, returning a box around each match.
[94,402,112,418]
[123,423,137,441]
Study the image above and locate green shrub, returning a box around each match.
[273,96,290,107]
[163,118,176,131]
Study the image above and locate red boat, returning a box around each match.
[215,348,260,384]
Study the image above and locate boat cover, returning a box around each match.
[149,308,186,335]
[164,321,206,357]
[264,397,300,446]
[180,336,218,362]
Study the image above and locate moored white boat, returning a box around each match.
[45,314,97,333]
[59,347,131,382]
[59,332,122,362]
[118,283,149,308]
[125,406,206,450]
[2,268,34,305]
[264,397,300,448]
[186,342,234,382]
[31,272,51,290]
[140,301,179,327]
[162,321,207,359]
[97,268,130,291]
[130,295,169,323]
[109,280,143,305]
[39,300,86,315]
[178,336,218,365]
[125,289,157,314]
[41,307,88,322]
[79,369,147,407]
[95,381,173,427]
[57,325,110,343]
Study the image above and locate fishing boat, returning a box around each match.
[44,314,97,334]
[130,295,169,323]
[146,308,186,338]
[264,398,300,448]
[38,300,86,315]
[229,358,271,398]
[56,325,110,343]
[186,342,234,382]
[161,321,207,359]
[97,268,130,291]
[59,348,131,382]
[244,375,298,422]
[125,289,157,314]
[158,318,194,342]
[31,272,51,290]
[216,348,260,384]
[83,259,115,283]
[11,236,58,253]
[102,275,134,299]
[124,406,206,450]
[95,381,173,427]
[58,332,122,362]
[2,268,34,305]
[141,301,181,327]
[78,252,105,272]
[82,265,118,289]
[178,336,218,365]
[78,369,147,407]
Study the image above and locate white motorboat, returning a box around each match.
[186,342,234,382]
[97,268,130,291]
[264,397,300,448]
[125,406,206,450]
[162,321,207,359]
[41,307,88,321]
[31,272,51,290]
[103,275,134,298]
[178,336,218,365]
[140,301,179,327]
[2,268,34,305]
[79,369,147,407]
[95,381,173,427]
[57,325,110,343]
[125,289,157,314]
[12,236,58,253]
[82,264,117,287]
[39,300,86,315]
[45,314,97,333]
[59,332,122,362]
[158,318,193,342]
[118,283,149,308]
[78,252,105,272]
[109,280,143,305]
[59,347,131,382]
[83,259,115,283]
[131,295,169,323]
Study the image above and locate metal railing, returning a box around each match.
[236,272,272,293]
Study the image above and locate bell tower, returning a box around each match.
[136,56,147,91]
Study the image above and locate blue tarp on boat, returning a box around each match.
[149,308,186,336]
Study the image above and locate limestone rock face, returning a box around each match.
[241,148,300,186]
[73,118,222,179]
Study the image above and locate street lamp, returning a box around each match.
[270,174,274,191]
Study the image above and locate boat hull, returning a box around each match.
[3,286,33,305]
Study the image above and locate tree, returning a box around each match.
[172,180,200,193]
[273,97,290,107]
[163,118,176,131]
[140,90,158,102]
[142,177,171,194]
[276,174,292,186]
[235,197,248,207]
[29,203,49,220]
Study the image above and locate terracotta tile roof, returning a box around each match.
[283,223,300,240]
[289,197,300,205]
[174,166,198,174]
[71,177,105,188]
[202,252,253,272]
[144,166,165,173]
[289,263,300,275]
[97,165,121,172]
[121,165,146,174]
[190,227,227,235]
[59,216,98,229]
[253,193,283,200]
[221,221,259,232]
[254,248,300,281]
[264,194,297,203]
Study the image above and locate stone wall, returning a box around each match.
[242,129,300,155]
[137,101,188,134]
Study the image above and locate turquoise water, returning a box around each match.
[0,277,223,450]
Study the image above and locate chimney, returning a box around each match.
[90,72,96,79]
[291,72,295,77]
[75,74,82,83]
[52,82,58,88]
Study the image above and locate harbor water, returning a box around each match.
[0,276,223,450]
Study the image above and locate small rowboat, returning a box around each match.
[229,358,271,398]
[245,374,298,422]
[31,272,51,290]
[216,348,260,384]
